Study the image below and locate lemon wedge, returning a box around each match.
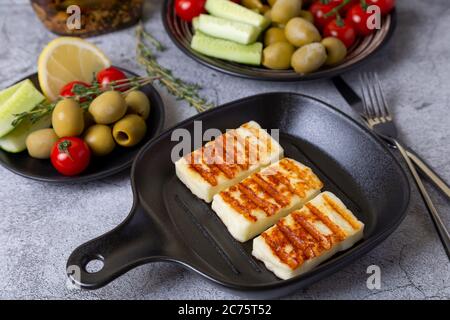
[38,37,111,101]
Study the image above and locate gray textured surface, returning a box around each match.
[0,0,449,300]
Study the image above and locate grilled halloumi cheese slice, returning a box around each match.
[175,121,283,203]
[211,158,323,242]
[252,191,364,280]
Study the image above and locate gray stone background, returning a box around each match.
[0,0,448,300]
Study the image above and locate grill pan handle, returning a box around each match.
[66,203,166,290]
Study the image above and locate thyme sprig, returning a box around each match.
[136,23,213,113]
[11,76,158,127]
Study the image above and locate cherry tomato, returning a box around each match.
[309,1,338,30]
[175,0,206,22]
[345,4,374,36]
[59,81,91,102]
[51,137,91,176]
[366,0,396,16]
[324,18,357,48]
[96,67,128,91]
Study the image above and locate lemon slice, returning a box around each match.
[38,37,111,101]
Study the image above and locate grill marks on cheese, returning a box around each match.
[261,193,362,270]
[185,125,271,187]
[219,158,323,221]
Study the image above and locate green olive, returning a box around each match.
[264,27,288,46]
[262,42,295,70]
[271,0,302,25]
[291,43,327,74]
[52,99,84,137]
[264,10,284,28]
[321,37,347,66]
[242,0,264,11]
[88,91,127,125]
[267,0,277,7]
[260,4,270,14]
[125,90,151,120]
[84,124,116,156]
[285,17,321,47]
[112,115,147,147]
[26,128,58,159]
[299,10,314,24]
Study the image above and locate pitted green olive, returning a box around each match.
[84,124,116,156]
[322,37,347,66]
[125,91,151,120]
[264,27,288,46]
[88,91,127,125]
[262,42,295,70]
[285,17,321,47]
[26,128,58,159]
[52,99,84,138]
[112,115,147,147]
[291,43,327,74]
[271,0,302,25]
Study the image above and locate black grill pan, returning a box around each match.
[67,92,410,298]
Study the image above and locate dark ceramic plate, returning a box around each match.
[67,92,410,298]
[162,0,397,81]
[0,68,165,183]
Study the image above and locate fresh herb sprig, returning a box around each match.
[136,23,213,113]
[11,76,157,127]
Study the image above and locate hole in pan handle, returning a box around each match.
[66,204,168,290]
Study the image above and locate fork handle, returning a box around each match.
[405,149,450,199]
[395,140,450,260]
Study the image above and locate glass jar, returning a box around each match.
[30,0,144,37]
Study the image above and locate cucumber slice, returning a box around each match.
[205,0,270,29]
[192,17,200,32]
[191,32,262,66]
[0,79,45,138]
[0,116,51,153]
[0,81,22,106]
[198,14,260,45]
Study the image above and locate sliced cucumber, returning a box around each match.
[205,0,270,29]
[198,14,260,45]
[0,81,22,106]
[192,17,200,32]
[0,79,45,138]
[191,32,262,66]
[0,116,51,153]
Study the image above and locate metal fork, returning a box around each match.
[360,72,450,259]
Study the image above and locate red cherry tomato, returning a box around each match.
[230,0,240,3]
[96,67,128,91]
[366,0,396,16]
[51,137,91,176]
[309,1,339,30]
[323,18,357,48]
[345,4,374,36]
[59,81,91,102]
[175,0,206,22]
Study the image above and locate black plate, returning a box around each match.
[0,68,165,183]
[162,0,397,81]
[67,92,410,298]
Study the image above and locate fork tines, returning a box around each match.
[359,72,392,124]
